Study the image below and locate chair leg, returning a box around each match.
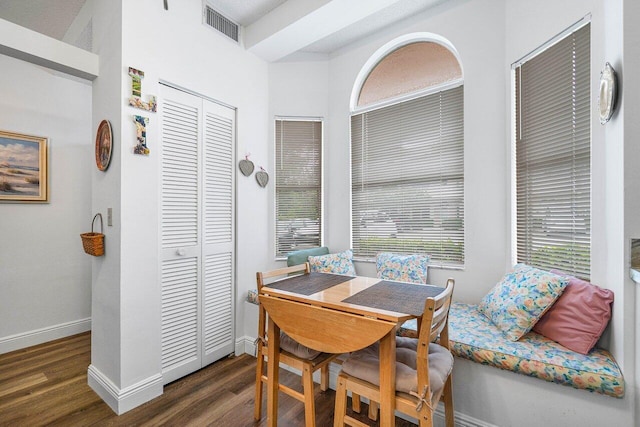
[302,365,316,427]
[368,400,378,421]
[333,374,348,427]
[443,374,455,427]
[351,392,361,413]
[320,365,330,391]
[254,349,265,421]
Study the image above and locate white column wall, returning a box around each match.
[89,0,271,413]
[88,0,124,406]
[622,0,640,421]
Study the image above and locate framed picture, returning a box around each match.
[0,130,48,203]
[95,120,113,171]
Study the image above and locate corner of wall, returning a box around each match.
[87,364,163,415]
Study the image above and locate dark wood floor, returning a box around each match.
[0,332,417,426]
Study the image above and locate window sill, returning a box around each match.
[353,257,464,271]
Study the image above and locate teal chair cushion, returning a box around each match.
[287,246,330,267]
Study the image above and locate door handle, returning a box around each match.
[176,248,186,256]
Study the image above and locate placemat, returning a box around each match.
[342,281,444,316]
[265,272,352,295]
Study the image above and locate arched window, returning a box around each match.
[350,35,464,266]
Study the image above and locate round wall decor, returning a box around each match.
[95,120,113,171]
[598,62,618,125]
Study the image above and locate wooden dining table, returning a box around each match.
[258,271,444,427]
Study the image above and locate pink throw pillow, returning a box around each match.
[532,270,614,354]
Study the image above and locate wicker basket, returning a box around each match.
[81,213,105,256]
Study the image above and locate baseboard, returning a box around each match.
[0,317,91,355]
[236,334,257,357]
[241,336,495,427]
[87,364,163,415]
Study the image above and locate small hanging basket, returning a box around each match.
[81,213,105,256]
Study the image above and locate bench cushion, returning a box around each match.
[448,302,624,398]
[308,249,357,276]
[478,264,568,341]
[376,252,429,284]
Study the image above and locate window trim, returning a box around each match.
[350,86,465,267]
[510,18,591,277]
[273,116,324,260]
[350,32,464,112]
[349,33,464,267]
[352,79,463,116]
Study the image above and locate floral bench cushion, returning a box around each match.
[447,302,624,398]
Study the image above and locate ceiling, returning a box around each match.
[0,0,86,41]
[0,0,450,61]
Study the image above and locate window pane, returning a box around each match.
[358,42,462,107]
[275,119,322,256]
[351,86,464,265]
[515,23,591,278]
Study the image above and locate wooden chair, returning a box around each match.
[254,263,339,427]
[334,278,455,427]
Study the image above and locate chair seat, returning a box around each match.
[280,331,321,359]
[341,337,453,397]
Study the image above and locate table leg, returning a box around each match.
[379,326,397,426]
[267,317,280,427]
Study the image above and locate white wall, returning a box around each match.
[87,0,271,412]
[0,54,92,353]
[266,0,636,424]
[505,1,635,425]
[325,0,507,302]
[87,0,126,412]
[622,0,640,421]
[267,58,330,254]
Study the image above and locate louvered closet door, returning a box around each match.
[160,85,236,384]
[201,100,235,365]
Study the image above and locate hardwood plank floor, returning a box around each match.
[0,332,417,426]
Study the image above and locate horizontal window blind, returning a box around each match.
[275,119,322,257]
[351,86,464,264]
[515,23,591,278]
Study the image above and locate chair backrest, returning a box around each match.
[256,263,311,342]
[419,278,454,346]
[415,278,455,388]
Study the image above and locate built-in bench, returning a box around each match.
[443,302,624,398]
[250,289,624,398]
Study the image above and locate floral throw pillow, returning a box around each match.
[308,249,357,276]
[376,253,430,284]
[478,264,568,341]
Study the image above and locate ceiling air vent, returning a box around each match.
[204,5,239,42]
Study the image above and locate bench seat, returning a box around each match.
[253,288,624,398]
[445,302,624,398]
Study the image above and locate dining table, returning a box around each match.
[258,271,445,427]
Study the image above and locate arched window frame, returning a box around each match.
[350,33,464,113]
[349,33,465,267]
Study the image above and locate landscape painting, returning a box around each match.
[0,131,48,202]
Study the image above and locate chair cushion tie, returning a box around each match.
[410,384,433,413]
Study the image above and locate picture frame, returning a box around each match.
[95,120,113,171]
[0,130,48,203]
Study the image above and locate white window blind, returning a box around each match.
[275,119,322,257]
[351,86,464,265]
[514,23,591,278]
